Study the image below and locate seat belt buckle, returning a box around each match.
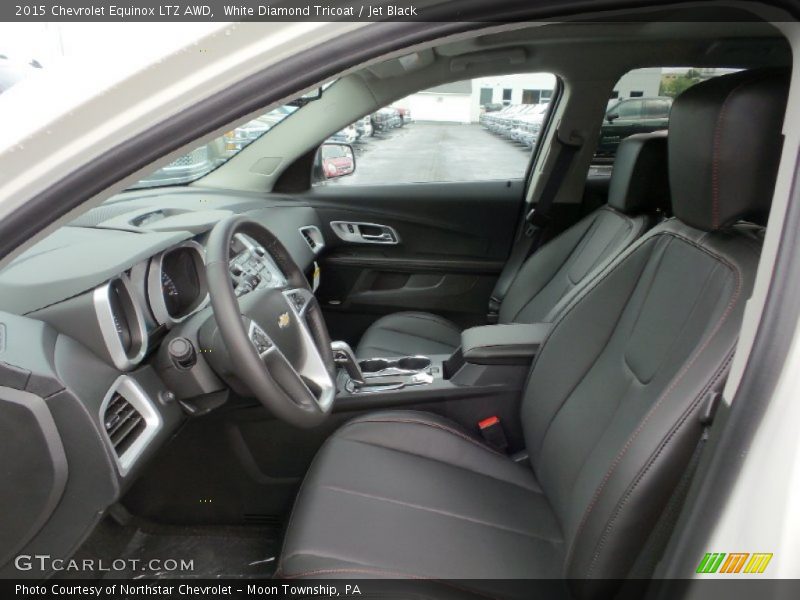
[487,296,501,324]
[478,416,508,452]
[524,208,551,237]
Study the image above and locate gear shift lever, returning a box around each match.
[331,341,365,385]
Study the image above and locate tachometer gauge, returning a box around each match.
[148,241,209,325]
[161,271,179,298]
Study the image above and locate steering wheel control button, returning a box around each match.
[168,337,197,370]
[248,322,273,355]
[285,290,307,313]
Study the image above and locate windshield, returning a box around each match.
[129,104,299,190]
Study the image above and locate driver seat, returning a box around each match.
[277,70,788,598]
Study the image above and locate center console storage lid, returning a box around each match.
[461,323,552,366]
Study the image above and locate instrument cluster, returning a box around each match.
[228,233,287,296]
[147,241,209,325]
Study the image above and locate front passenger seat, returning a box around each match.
[278,69,788,598]
[356,131,669,358]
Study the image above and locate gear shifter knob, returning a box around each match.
[331,341,365,385]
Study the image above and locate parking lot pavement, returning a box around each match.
[334,122,531,186]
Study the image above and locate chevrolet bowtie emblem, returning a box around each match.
[278,312,291,329]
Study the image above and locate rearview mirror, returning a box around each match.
[606,112,619,122]
[314,143,356,181]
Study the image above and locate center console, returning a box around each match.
[331,322,552,412]
[348,356,435,392]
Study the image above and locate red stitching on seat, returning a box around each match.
[563,238,742,576]
[585,350,736,578]
[345,417,503,456]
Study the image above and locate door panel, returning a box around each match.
[298,180,524,343]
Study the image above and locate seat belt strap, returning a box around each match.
[487,130,583,323]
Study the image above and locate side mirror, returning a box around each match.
[606,112,619,122]
[314,142,356,182]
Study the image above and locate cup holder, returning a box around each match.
[359,358,391,374]
[396,356,431,371]
[358,355,432,376]
[349,355,434,392]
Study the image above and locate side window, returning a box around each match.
[314,73,556,186]
[615,99,644,119]
[594,67,739,163]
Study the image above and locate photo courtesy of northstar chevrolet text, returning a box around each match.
[0,1,799,599]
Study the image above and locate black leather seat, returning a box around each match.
[279,70,788,598]
[356,131,669,358]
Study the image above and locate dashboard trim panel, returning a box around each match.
[93,276,148,371]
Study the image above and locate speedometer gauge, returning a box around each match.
[161,271,181,317]
[148,241,209,325]
[161,271,179,297]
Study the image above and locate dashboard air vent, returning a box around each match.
[103,392,146,456]
[100,376,162,476]
[301,229,316,250]
[299,226,324,255]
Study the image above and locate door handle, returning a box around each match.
[330,221,400,245]
[361,232,394,242]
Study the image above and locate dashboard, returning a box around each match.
[0,188,326,575]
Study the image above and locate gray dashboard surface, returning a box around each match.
[0,227,192,314]
[0,188,320,315]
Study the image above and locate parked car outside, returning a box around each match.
[354,115,373,138]
[481,102,504,113]
[328,123,359,143]
[130,145,215,187]
[493,104,538,136]
[509,105,549,147]
[223,105,299,153]
[595,96,672,157]
[482,104,527,132]
[395,106,412,124]
[132,104,298,188]
[371,106,402,132]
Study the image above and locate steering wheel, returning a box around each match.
[204,216,336,428]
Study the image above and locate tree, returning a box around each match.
[659,69,703,98]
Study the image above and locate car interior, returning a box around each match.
[0,11,794,599]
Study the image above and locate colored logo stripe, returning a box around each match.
[720,553,749,573]
[696,552,773,574]
[744,553,773,574]
[697,553,726,573]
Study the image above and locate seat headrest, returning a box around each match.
[669,68,789,231]
[607,130,669,214]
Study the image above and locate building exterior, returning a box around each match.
[611,67,663,99]
[393,67,726,124]
[398,80,474,123]
[396,72,558,124]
